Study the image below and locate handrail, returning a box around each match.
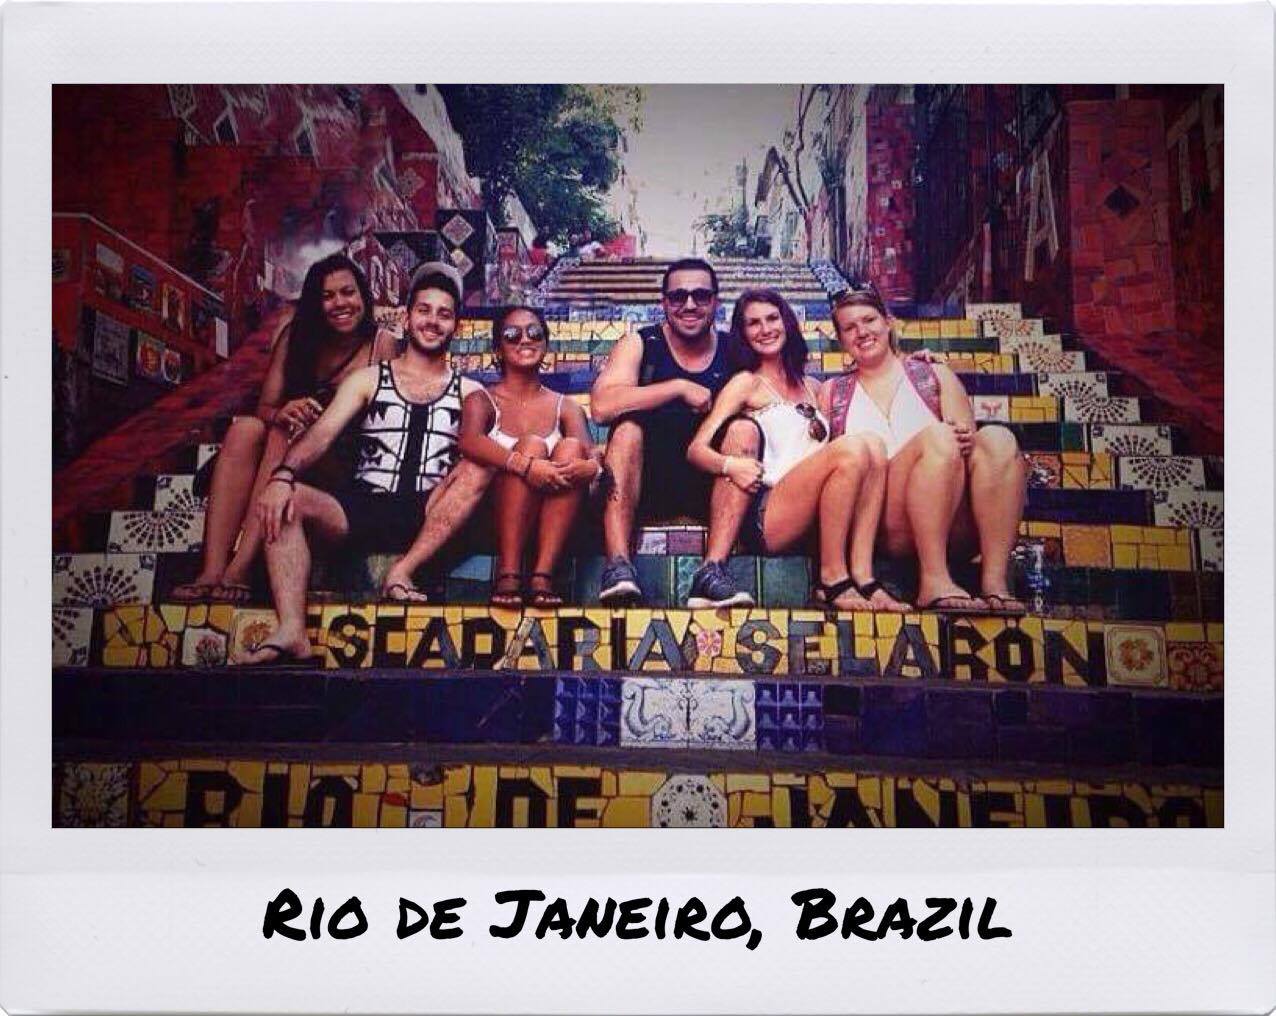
[54,212,225,303]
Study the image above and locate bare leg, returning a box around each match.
[530,438,588,602]
[234,483,348,664]
[762,435,874,610]
[174,416,266,595]
[493,435,550,601]
[601,418,642,560]
[847,435,909,611]
[880,423,981,609]
[965,425,1027,602]
[704,418,761,563]
[219,423,291,589]
[380,458,496,598]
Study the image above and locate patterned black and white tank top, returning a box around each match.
[352,361,463,495]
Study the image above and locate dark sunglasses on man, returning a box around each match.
[664,287,717,308]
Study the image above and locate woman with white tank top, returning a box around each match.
[458,305,602,609]
[820,288,1029,616]
[685,288,911,612]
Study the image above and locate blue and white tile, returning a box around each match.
[1063,395,1140,424]
[108,508,204,553]
[1089,424,1173,458]
[687,680,756,749]
[1153,490,1224,530]
[650,774,728,828]
[53,553,157,607]
[1036,371,1110,401]
[620,677,689,747]
[636,528,669,556]
[52,607,93,666]
[1117,456,1206,492]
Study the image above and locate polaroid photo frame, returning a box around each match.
[4,2,1274,1013]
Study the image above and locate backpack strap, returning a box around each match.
[902,357,943,420]
[827,372,858,439]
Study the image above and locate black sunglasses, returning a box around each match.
[795,402,828,443]
[499,323,547,344]
[664,287,717,307]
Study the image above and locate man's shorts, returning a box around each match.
[331,488,432,552]
[626,408,712,523]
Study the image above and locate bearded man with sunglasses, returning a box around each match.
[590,258,748,604]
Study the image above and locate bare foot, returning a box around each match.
[854,578,912,613]
[916,582,988,613]
[381,566,428,603]
[171,574,223,602]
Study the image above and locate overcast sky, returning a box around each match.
[612,84,801,256]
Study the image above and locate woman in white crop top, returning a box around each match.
[459,305,601,608]
[686,288,910,612]
[820,288,1029,615]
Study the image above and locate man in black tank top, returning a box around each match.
[590,258,756,603]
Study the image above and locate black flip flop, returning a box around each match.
[235,642,309,668]
[983,593,1028,616]
[918,594,990,615]
[381,582,429,604]
[856,578,912,613]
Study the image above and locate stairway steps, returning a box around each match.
[52,664,1222,771]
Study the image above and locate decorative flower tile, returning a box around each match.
[58,763,131,827]
[651,774,727,828]
[994,332,1062,355]
[1063,395,1140,424]
[687,680,756,749]
[965,302,1023,322]
[182,626,228,667]
[984,316,1044,340]
[440,213,475,247]
[1036,372,1110,400]
[1117,456,1206,492]
[1026,453,1062,488]
[227,608,281,662]
[108,508,205,553]
[1014,345,1085,375]
[153,474,206,512]
[620,678,688,746]
[1104,624,1168,687]
[1153,491,1224,530]
[1195,528,1223,571]
[53,553,156,607]
[1167,642,1223,692]
[1088,424,1172,457]
[971,394,1010,422]
[52,607,93,666]
[410,810,443,828]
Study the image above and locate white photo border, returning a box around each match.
[3,2,1272,1012]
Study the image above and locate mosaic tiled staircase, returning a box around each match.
[52,261,1223,828]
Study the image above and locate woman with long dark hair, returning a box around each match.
[457,305,600,607]
[172,254,397,602]
[685,288,908,611]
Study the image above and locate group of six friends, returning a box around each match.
[169,254,1028,666]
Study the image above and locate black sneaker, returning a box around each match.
[599,556,642,604]
[686,561,755,608]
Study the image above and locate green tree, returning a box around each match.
[436,85,640,245]
[695,207,753,257]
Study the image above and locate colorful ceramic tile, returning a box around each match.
[152,473,205,513]
[108,508,204,553]
[1196,528,1223,571]
[1061,525,1112,568]
[227,608,281,662]
[1117,456,1207,492]
[971,394,1010,422]
[1026,453,1062,488]
[1167,642,1223,692]
[1153,491,1224,530]
[181,626,228,667]
[1104,624,1168,687]
[1063,395,1141,424]
[965,302,1023,322]
[58,763,131,827]
[52,607,93,666]
[1088,424,1172,457]
[1016,344,1085,373]
[636,528,668,555]
[196,443,221,471]
[1036,372,1110,401]
[687,680,756,749]
[650,774,727,828]
[619,678,688,746]
[53,553,156,607]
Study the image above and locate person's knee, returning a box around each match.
[973,424,1022,465]
[551,436,586,462]
[830,433,871,472]
[603,420,644,476]
[860,433,889,470]
[720,417,761,456]
[223,415,268,454]
[514,435,550,459]
[922,422,962,464]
